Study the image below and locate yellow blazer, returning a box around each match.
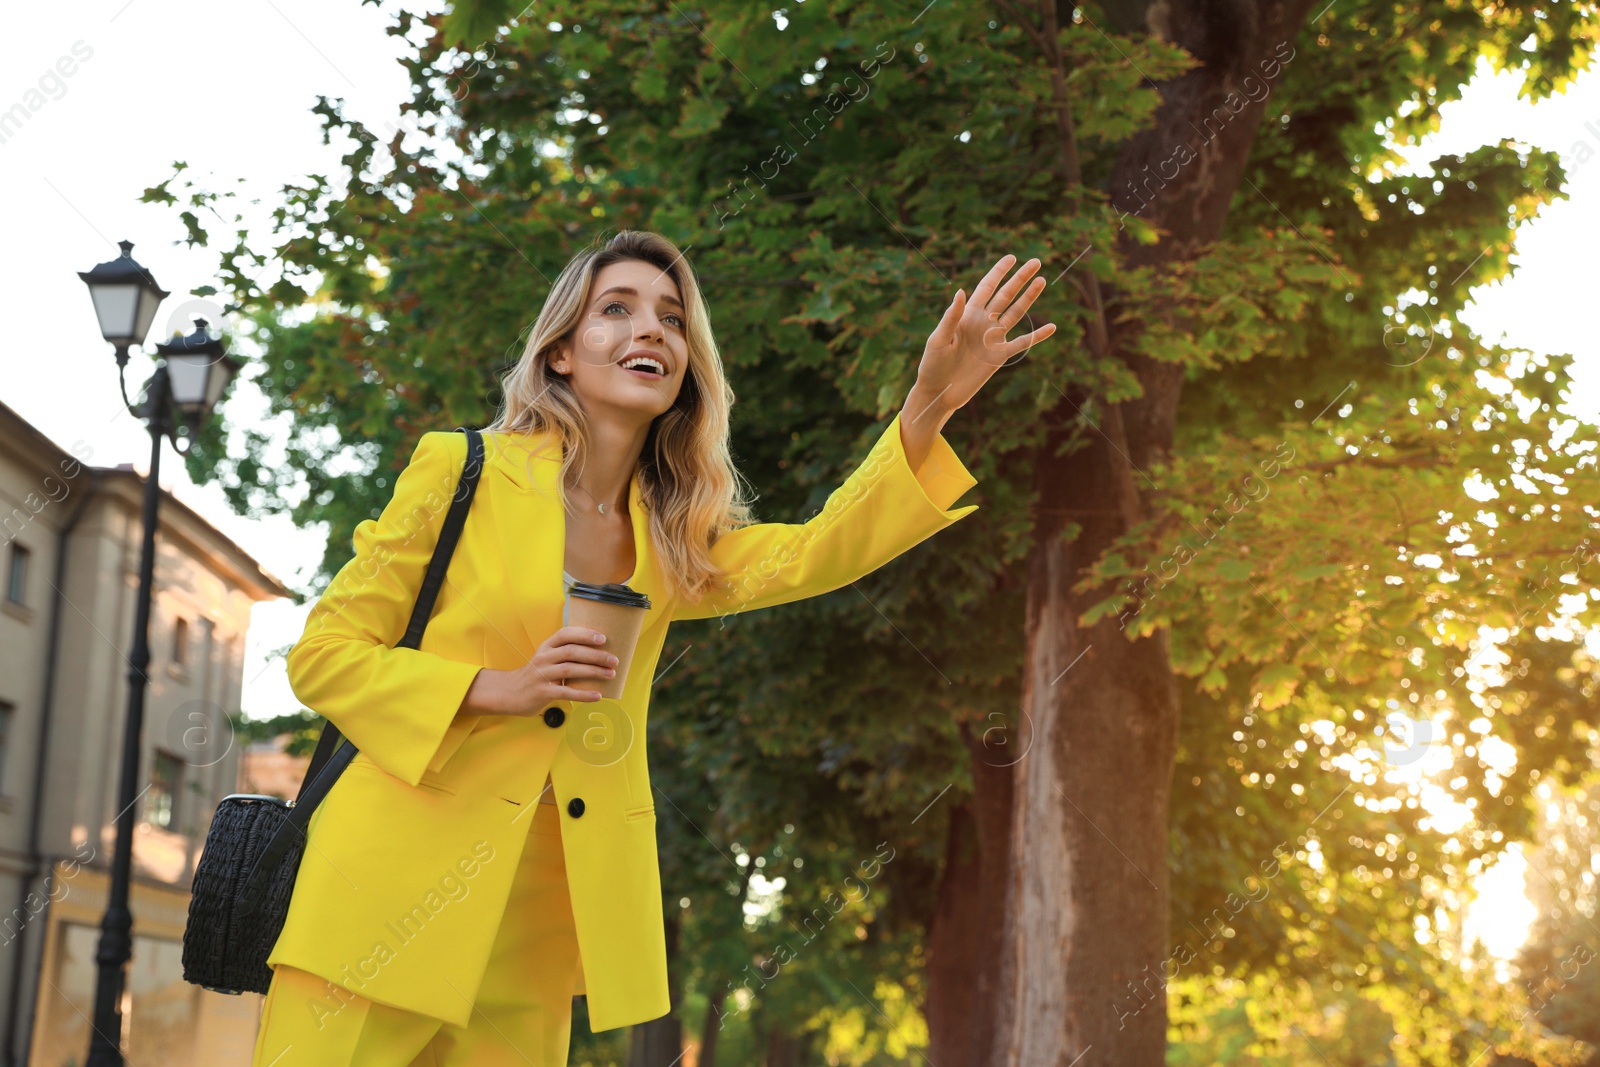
[267,411,979,1032]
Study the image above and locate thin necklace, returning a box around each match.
[568,479,624,515]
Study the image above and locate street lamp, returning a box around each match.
[158,318,242,439]
[78,239,168,357]
[77,241,237,1067]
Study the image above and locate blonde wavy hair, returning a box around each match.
[488,230,755,607]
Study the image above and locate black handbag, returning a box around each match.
[181,428,485,995]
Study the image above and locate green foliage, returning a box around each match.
[231,707,324,757]
[144,0,1600,1060]
[1509,770,1600,1061]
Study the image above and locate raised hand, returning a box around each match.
[913,253,1057,415]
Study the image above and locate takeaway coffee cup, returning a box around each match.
[564,581,652,699]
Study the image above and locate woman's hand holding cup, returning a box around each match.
[460,626,616,716]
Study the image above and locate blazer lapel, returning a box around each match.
[480,427,667,658]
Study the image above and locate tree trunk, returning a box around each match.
[990,421,1182,1066]
[628,914,684,1067]
[698,988,727,1067]
[927,804,985,1059]
[926,723,1015,1064]
[699,856,759,1067]
[990,0,1321,1061]
[627,1013,683,1067]
[762,1026,810,1067]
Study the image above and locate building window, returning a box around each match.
[0,701,11,795]
[171,617,189,668]
[36,924,202,1065]
[148,750,183,830]
[6,544,28,605]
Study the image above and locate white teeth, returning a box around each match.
[621,356,666,375]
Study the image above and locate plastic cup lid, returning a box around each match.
[568,581,651,609]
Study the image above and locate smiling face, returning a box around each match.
[549,258,690,423]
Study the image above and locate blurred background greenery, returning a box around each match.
[181,1,1600,1062]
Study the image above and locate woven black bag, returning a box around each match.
[181,429,484,995]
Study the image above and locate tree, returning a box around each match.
[231,707,323,757]
[146,0,1600,1062]
[1508,768,1600,1063]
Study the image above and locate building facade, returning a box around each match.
[0,400,287,1066]
[236,734,313,805]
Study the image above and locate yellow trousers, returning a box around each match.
[252,801,582,1066]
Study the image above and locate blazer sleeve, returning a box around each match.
[285,431,485,787]
[671,410,979,622]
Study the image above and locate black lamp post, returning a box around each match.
[77,241,239,1066]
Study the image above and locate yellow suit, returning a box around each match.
[267,411,979,1033]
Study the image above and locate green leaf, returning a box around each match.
[1217,559,1253,580]
[672,96,728,139]
[1254,664,1301,710]
[633,66,669,104]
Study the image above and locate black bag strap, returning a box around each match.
[240,428,483,911]
[293,428,486,796]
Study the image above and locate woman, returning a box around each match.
[252,230,1055,1066]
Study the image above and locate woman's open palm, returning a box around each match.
[916,254,1057,412]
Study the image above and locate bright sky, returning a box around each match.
[1388,60,1600,961]
[1,0,441,715]
[3,4,1594,961]
[1393,58,1600,417]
